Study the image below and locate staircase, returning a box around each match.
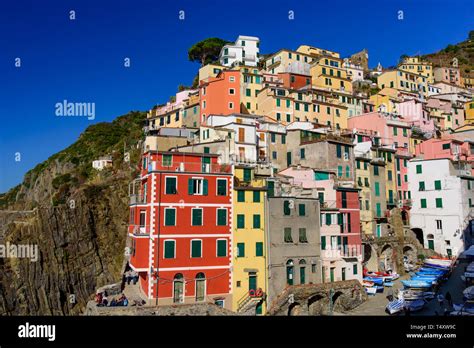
[237,290,264,315]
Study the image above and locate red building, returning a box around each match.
[128,151,233,309]
[278,72,312,90]
[336,187,362,256]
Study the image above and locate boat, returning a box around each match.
[410,277,438,285]
[424,259,452,269]
[404,299,425,312]
[452,301,474,314]
[375,285,384,293]
[383,273,400,282]
[384,282,394,287]
[386,299,405,315]
[463,286,474,301]
[398,290,435,300]
[362,280,374,287]
[401,280,432,289]
[418,267,447,274]
[363,277,384,286]
[366,287,377,295]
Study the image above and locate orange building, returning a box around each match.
[278,72,312,90]
[200,70,241,124]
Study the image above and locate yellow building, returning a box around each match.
[369,88,400,113]
[199,63,225,82]
[462,76,474,89]
[235,66,263,114]
[377,70,429,97]
[232,166,267,314]
[465,100,474,123]
[256,86,348,129]
[311,56,353,93]
[264,49,315,74]
[296,45,340,59]
[398,56,434,83]
[377,148,397,208]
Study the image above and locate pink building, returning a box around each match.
[415,137,474,162]
[347,111,412,156]
[434,67,461,86]
[396,99,435,134]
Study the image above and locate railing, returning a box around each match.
[128,225,150,235]
[130,194,146,205]
[149,161,232,174]
[321,245,362,259]
[222,51,236,58]
[237,288,264,312]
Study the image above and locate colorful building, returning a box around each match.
[398,56,434,83]
[311,56,353,93]
[128,151,233,309]
[219,35,260,67]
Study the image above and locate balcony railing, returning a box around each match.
[148,161,232,174]
[130,194,146,205]
[128,225,150,235]
[321,246,362,259]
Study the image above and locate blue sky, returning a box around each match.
[1,0,473,192]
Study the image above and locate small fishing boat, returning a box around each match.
[424,259,452,269]
[418,267,447,274]
[452,301,474,314]
[404,299,425,312]
[366,287,377,295]
[362,280,374,287]
[386,299,405,315]
[398,290,435,300]
[363,277,384,286]
[401,280,432,289]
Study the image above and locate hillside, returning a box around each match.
[422,30,474,76]
[0,111,146,315]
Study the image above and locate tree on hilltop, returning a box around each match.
[188,38,230,66]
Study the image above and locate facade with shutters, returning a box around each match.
[128,151,233,308]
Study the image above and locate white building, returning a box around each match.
[219,35,260,67]
[92,157,113,171]
[409,158,474,257]
[343,59,364,82]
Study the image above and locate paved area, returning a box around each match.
[347,258,471,316]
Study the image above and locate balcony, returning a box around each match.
[128,225,150,236]
[221,51,236,58]
[321,245,362,260]
[130,194,146,205]
[150,161,232,174]
[243,54,256,61]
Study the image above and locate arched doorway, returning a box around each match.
[286,260,294,285]
[427,234,435,251]
[299,260,306,285]
[173,273,184,303]
[288,302,302,316]
[412,228,424,245]
[403,245,417,265]
[331,291,345,312]
[195,272,205,302]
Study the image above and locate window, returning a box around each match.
[276,99,281,107]
[256,242,263,257]
[237,191,245,202]
[191,240,202,258]
[435,198,443,208]
[442,143,450,150]
[217,209,227,226]
[336,144,342,158]
[253,191,260,202]
[353,264,358,275]
[284,228,293,243]
[246,88,251,97]
[321,236,326,250]
[338,165,343,178]
[217,179,227,196]
[195,273,205,302]
[376,203,382,218]
[229,102,234,109]
[436,220,443,230]
[237,214,245,228]
[420,199,427,208]
[325,213,332,225]
[281,134,286,144]
[229,88,235,95]
[387,170,392,181]
[162,154,172,167]
[283,200,291,215]
[165,177,177,194]
[164,240,175,259]
[192,208,203,226]
[272,151,277,160]
[365,178,370,187]
[271,133,276,143]
[237,243,245,257]
[434,180,441,190]
[374,166,379,176]
[298,204,306,216]
[393,127,398,136]
[375,182,380,196]
[419,181,425,191]
[164,208,176,226]
[217,239,227,257]
[188,178,208,195]
[345,165,350,178]
[243,168,251,182]
[299,228,308,243]
[253,214,261,228]
[341,191,347,208]
[416,164,422,174]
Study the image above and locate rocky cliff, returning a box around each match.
[0,111,145,315]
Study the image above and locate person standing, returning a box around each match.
[445,291,452,306]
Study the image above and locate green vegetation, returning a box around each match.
[188,37,230,66]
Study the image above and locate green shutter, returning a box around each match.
[298,204,306,216]
[237,243,245,257]
[325,213,332,225]
[237,190,245,202]
[192,209,202,226]
[217,179,227,195]
[376,203,381,217]
[217,240,227,257]
[256,242,263,256]
[434,180,441,190]
[165,209,176,226]
[421,199,427,208]
[203,179,208,195]
[253,191,260,202]
[283,200,291,215]
[337,213,343,226]
[191,240,202,257]
[436,198,443,208]
[416,164,422,174]
[253,214,261,228]
[419,181,425,191]
[188,179,193,195]
[164,240,175,259]
[217,209,227,226]
[321,236,326,250]
[375,182,380,196]
[237,214,245,228]
[166,177,177,194]
[243,169,251,181]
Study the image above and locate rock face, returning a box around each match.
[0,181,129,315]
[0,111,145,315]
